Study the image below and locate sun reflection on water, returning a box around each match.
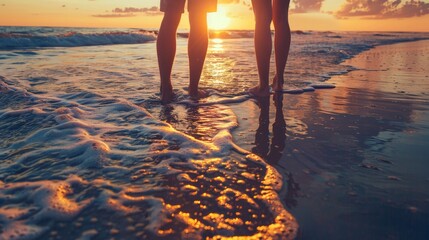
[202,39,236,90]
[211,38,224,52]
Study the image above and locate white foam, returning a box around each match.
[178,94,250,107]
[0,176,90,239]
[0,57,301,239]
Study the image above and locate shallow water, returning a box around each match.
[232,40,429,239]
[0,76,297,239]
[1,28,429,239]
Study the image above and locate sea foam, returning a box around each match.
[0,77,298,239]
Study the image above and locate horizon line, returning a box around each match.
[1,25,429,33]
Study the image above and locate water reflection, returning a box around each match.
[252,96,270,158]
[210,38,225,52]
[158,104,229,142]
[284,173,300,209]
[252,94,286,165]
[184,106,213,141]
[202,39,237,91]
[252,94,301,209]
[159,105,179,125]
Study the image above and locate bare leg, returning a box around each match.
[250,0,272,97]
[188,10,209,99]
[272,0,291,92]
[157,11,182,103]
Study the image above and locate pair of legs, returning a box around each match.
[157,3,209,103]
[250,0,291,97]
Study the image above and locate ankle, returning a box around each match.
[259,84,270,91]
[161,81,172,89]
[189,83,199,92]
[275,75,284,84]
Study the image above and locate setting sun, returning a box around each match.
[208,6,231,30]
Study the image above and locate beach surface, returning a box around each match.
[1,27,429,239]
[232,40,429,239]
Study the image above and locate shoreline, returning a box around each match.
[231,39,429,239]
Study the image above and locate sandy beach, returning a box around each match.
[231,40,429,239]
[1,27,429,239]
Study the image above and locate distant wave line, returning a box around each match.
[0,30,157,50]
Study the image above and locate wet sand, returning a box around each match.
[231,40,429,239]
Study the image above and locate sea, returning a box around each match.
[0,26,429,239]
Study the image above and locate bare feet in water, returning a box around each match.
[160,84,174,103]
[249,85,271,97]
[272,75,284,92]
[189,89,209,100]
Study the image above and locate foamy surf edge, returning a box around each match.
[0,76,298,239]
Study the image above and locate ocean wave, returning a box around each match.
[0,30,156,50]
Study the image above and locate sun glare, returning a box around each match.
[208,6,231,30]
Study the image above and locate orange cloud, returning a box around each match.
[112,7,159,14]
[291,0,324,13]
[336,0,429,19]
[93,6,161,18]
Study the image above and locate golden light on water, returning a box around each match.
[201,38,238,90]
[211,38,224,52]
[208,6,231,30]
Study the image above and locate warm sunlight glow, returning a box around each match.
[210,38,225,52]
[208,6,231,30]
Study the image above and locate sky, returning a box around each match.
[0,0,428,32]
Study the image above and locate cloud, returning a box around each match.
[93,6,161,18]
[93,13,135,18]
[225,0,428,19]
[112,6,159,15]
[291,0,324,13]
[336,0,429,19]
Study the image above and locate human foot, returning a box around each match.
[160,85,174,104]
[272,75,284,92]
[189,89,209,100]
[248,85,270,97]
